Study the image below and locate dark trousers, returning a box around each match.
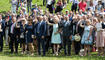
[37,36,46,56]
[71,3,77,12]
[0,35,3,52]
[74,41,81,55]
[63,36,71,55]
[10,34,18,53]
[45,36,51,52]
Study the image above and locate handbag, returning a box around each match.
[20,33,24,38]
[84,40,92,45]
[74,35,81,42]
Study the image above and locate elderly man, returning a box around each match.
[34,16,46,56]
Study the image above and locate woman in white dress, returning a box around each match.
[47,16,61,56]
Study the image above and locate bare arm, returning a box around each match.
[46,21,54,26]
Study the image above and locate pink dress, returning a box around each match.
[95,23,105,47]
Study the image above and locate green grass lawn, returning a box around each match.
[0,0,105,60]
[0,45,105,60]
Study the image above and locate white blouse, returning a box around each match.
[95,22,102,31]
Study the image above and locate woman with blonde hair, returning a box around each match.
[47,16,61,56]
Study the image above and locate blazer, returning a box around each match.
[34,21,46,37]
[62,20,72,36]
[0,20,5,36]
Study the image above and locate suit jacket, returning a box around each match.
[34,21,46,37]
[0,20,5,36]
[62,20,72,36]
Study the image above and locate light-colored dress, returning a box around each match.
[96,22,105,47]
[81,25,93,45]
[51,24,61,44]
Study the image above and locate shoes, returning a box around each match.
[55,52,58,56]
[31,53,34,56]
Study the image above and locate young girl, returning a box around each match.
[81,20,93,56]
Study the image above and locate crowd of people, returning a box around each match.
[0,0,105,57]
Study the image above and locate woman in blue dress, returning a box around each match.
[47,16,61,56]
[81,20,93,56]
[25,18,34,55]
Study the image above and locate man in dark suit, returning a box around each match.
[62,16,72,56]
[0,14,5,52]
[34,16,46,56]
[9,17,19,53]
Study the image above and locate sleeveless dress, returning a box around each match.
[25,25,33,43]
[81,25,93,45]
[51,24,61,44]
